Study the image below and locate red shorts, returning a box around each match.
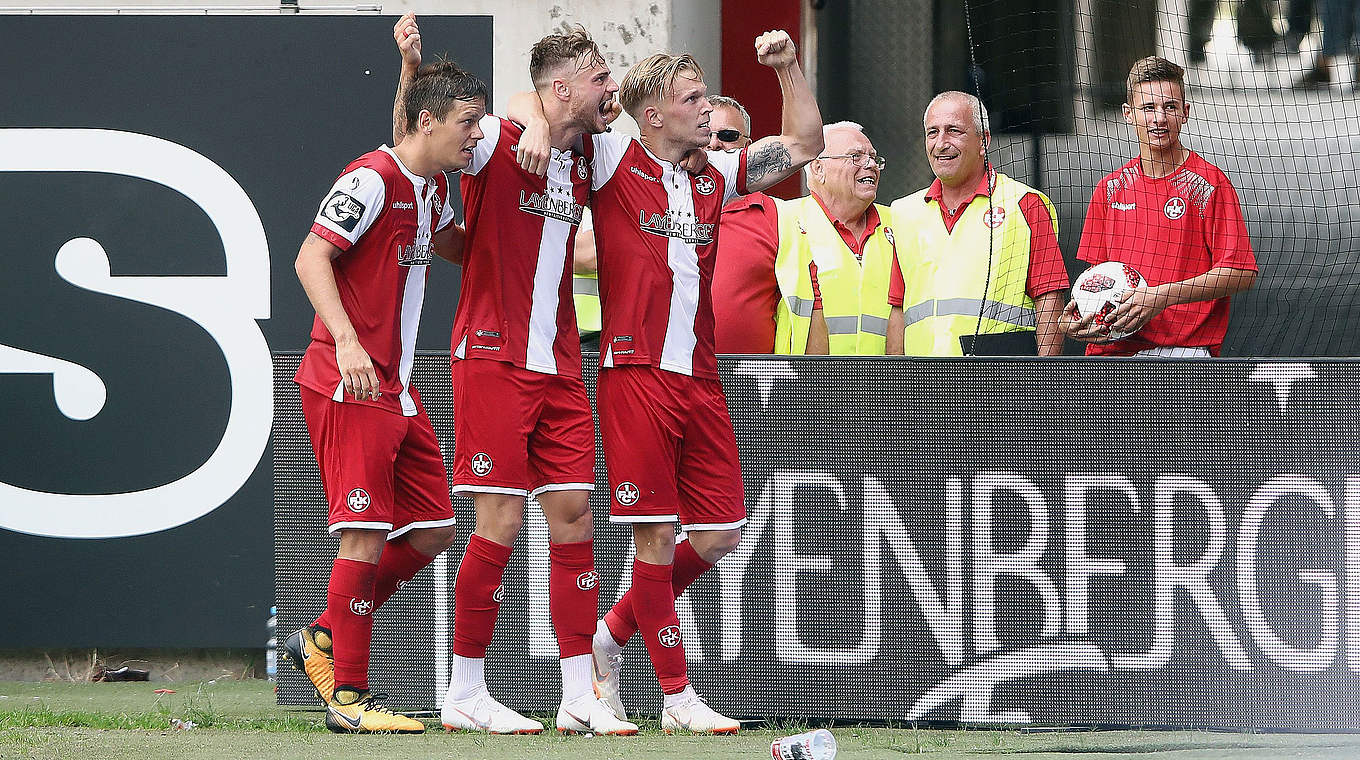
[450,358,595,496]
[299,386,455,538]
[597,366,746,530]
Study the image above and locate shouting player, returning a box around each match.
[392,15,637,735]
[1061,56,1256,355]
[512,29,823,733]
[287,58,487,733]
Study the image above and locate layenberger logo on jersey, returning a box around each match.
[637,209,715,245]
[518,190,584,225]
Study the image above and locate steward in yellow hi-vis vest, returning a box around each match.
[574,272,601,334]
[887,170,1068,356]
[774,194,897,354]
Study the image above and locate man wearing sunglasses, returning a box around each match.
[772,121,897,354]
[708,95,784,353]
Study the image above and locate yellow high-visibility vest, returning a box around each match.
[574,272,601,334]
[773,195,896,355]
[888,172,1055,356]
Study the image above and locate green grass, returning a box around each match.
[2,680,1360,759]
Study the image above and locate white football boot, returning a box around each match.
[661,687,740,734]
[556,694,639,735]
[591,639,627,720]
[441,687,544,734]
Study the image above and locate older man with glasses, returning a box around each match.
[771,121,897,354]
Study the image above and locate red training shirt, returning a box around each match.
[1076,151,1256,356]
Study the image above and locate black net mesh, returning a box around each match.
[818,0,1360,356]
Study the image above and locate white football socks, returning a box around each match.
[446,654,485,702]
[560,653,593,703]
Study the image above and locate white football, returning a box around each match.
[1072,261,1144,340]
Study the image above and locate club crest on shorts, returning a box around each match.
[350,598,373,616]
[346,488,371,513]
[492,584,505,603]
[658,625,682,648]
[693,175,716,195]
[576,570,600,590]
[471,452,493,477]
[982,206,1006,228]
[1164,196,1187,220]
[614,482,640,506]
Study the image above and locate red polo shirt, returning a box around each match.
[712,191,780,353]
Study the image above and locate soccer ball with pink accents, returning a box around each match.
[1072,261,1144,340]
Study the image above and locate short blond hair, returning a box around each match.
[529,25,604,89]
[1126,56,1185,103]
[619,53,705,117]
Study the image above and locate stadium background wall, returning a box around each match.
[278,353,1360,730]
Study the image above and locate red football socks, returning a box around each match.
[452,533,513,658]
[604,540,712,646]
[327,557,378,690]
[372,537,434,610]
[549,540,598,659]
[630,558,689,695]
[313,537,436,634]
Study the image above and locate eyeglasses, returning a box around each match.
[713,128,746,143]
[818,151,886,170]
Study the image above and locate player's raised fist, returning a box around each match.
[394,13,421,67]
[754,30,797,69]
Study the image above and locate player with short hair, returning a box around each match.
[1061,56,1256,355]
[286,55,487,734]
[511,29,823,734]
[390,15,636,736]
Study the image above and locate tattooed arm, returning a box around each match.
[392,13,422,146]
[742,29,824,192]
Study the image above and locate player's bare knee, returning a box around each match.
[336,528,387,564]
[539,490,592,543]
[688,527,741,563]
[632,522,678,563]
[405,524,457,557]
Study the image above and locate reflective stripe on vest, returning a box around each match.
[889,172,1054,356]
[573,272,601,334]
[773,195,896,355]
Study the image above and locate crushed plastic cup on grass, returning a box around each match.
[170,718,197,730]
[771,728,836,760]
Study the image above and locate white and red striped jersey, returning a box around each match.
[584,131,747,379]
[296,146,455,416]
[452,114,592,376]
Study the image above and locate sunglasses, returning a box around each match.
[713,129,745,143]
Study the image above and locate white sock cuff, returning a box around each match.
[560,654,593,703]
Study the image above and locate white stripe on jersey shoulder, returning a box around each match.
[466,113,504,175]
[314,165,386,248]
[708,148,743,203]
[379,145,430,189]
[588,130,634,190]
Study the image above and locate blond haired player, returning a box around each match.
[511,29,823,734]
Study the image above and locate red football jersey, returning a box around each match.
[583,132,748,379]
[1077,151,1256,356]
[453,114,592,376]
[296,146,454,416]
